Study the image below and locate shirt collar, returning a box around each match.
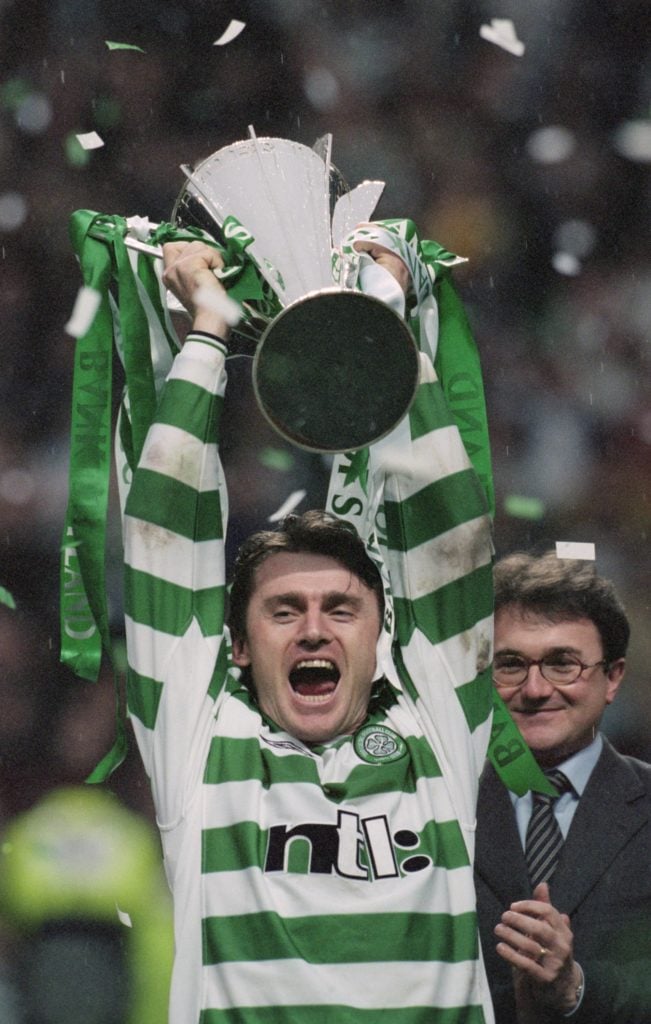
[553,733,603,797]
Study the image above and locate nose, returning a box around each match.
[298,607,331,647]
[520,662,555,699]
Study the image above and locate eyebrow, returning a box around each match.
[262,591,364,611]
[495,645,585,657]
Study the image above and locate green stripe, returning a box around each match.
[203,730,441,797]
[203,910,477,965]
[126,469,223,543]
[384,470,488,553]
[203,821,266,873]
[421,818,470,869]
[156,377,222,442]
[455,666,493,734]
[322,734,442,802]
[203,736,321,786]
[408,380,454,441]
[394,562,493,648]
[125,563,225,636]
[126,665,162,729]
[125,564,191,634]
[200,1006,486,1024]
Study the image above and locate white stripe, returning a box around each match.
[377,424,472,500]
[137,424,221,491]
[201,958,483,1011]
[125,614,220,679]
[202,861,476,919]
[168,337,227,391]
[202,772,457,831]
[388,515,493,602]
[125,519,222,591]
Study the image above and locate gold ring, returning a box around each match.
[538,946,549,959]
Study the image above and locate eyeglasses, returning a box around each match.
[493,653,608,688]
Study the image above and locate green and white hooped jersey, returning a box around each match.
[123,314,495,1020]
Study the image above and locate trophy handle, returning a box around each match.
[253,288,420,453]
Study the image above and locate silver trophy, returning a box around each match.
[114,130,414,452]
[170,128,420,453]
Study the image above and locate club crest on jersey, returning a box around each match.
[354,724,407,764]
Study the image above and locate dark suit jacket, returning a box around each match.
[475,737,651,1023]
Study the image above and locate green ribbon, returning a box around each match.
[61,211,115,683]
[419,238,495,518]
[489,689,557,796]
[61,211,130,778]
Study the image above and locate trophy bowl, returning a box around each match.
[253,288,419,452]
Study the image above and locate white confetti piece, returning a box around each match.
[76,131,104,150]
[551,251,581,276]
[214,19,246,46]
[192,285,242,326]
[479,19,525,57]
[555,541,596,561]
[116,905,132,928]
[65,286,101,337]
[526,125,576,164]
[268,489,307,523]
[612,119,651,163]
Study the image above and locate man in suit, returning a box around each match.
[475,550,651,1023]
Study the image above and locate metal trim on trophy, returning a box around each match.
[172,127,420,453]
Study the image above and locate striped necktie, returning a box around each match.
[525,769,571,889]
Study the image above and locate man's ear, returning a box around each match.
[231,636,251,668]
[605,658,625,704]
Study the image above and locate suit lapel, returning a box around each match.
[475,763,529,904]
[551,738,648,915]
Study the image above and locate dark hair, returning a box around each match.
[493,550,630,663]
[228,509,384,640]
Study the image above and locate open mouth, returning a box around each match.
[289,659,340,700]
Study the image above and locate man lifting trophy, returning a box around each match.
[60,129,525,1023]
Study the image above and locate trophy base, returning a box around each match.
[253,289,420,453]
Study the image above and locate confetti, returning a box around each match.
[525,125,575,164]
[555,541,596,561]
[0,191,28,232]
[612,119,651,163]
[268,489,307,523]
[503,494,545,520]
[75,131,104,150]
[65,286,102,338]
[214,19,246,46]
[479,19,525,57]
[105,41,145,52]
[551,252,581,276]
[259,448,295,472]
[192,285,242,326]
[116,905,132,928]
[0,586,16,609]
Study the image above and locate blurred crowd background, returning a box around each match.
[0,0,649,1019]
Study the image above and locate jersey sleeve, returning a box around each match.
[327,271,494,831]
[122,334,230,827]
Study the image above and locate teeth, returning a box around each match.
[295,659,336,671]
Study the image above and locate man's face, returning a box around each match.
[494,605,625,767]
[231,551,382,744]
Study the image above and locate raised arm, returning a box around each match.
[123,243,232,823]
[327,225,494,826]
